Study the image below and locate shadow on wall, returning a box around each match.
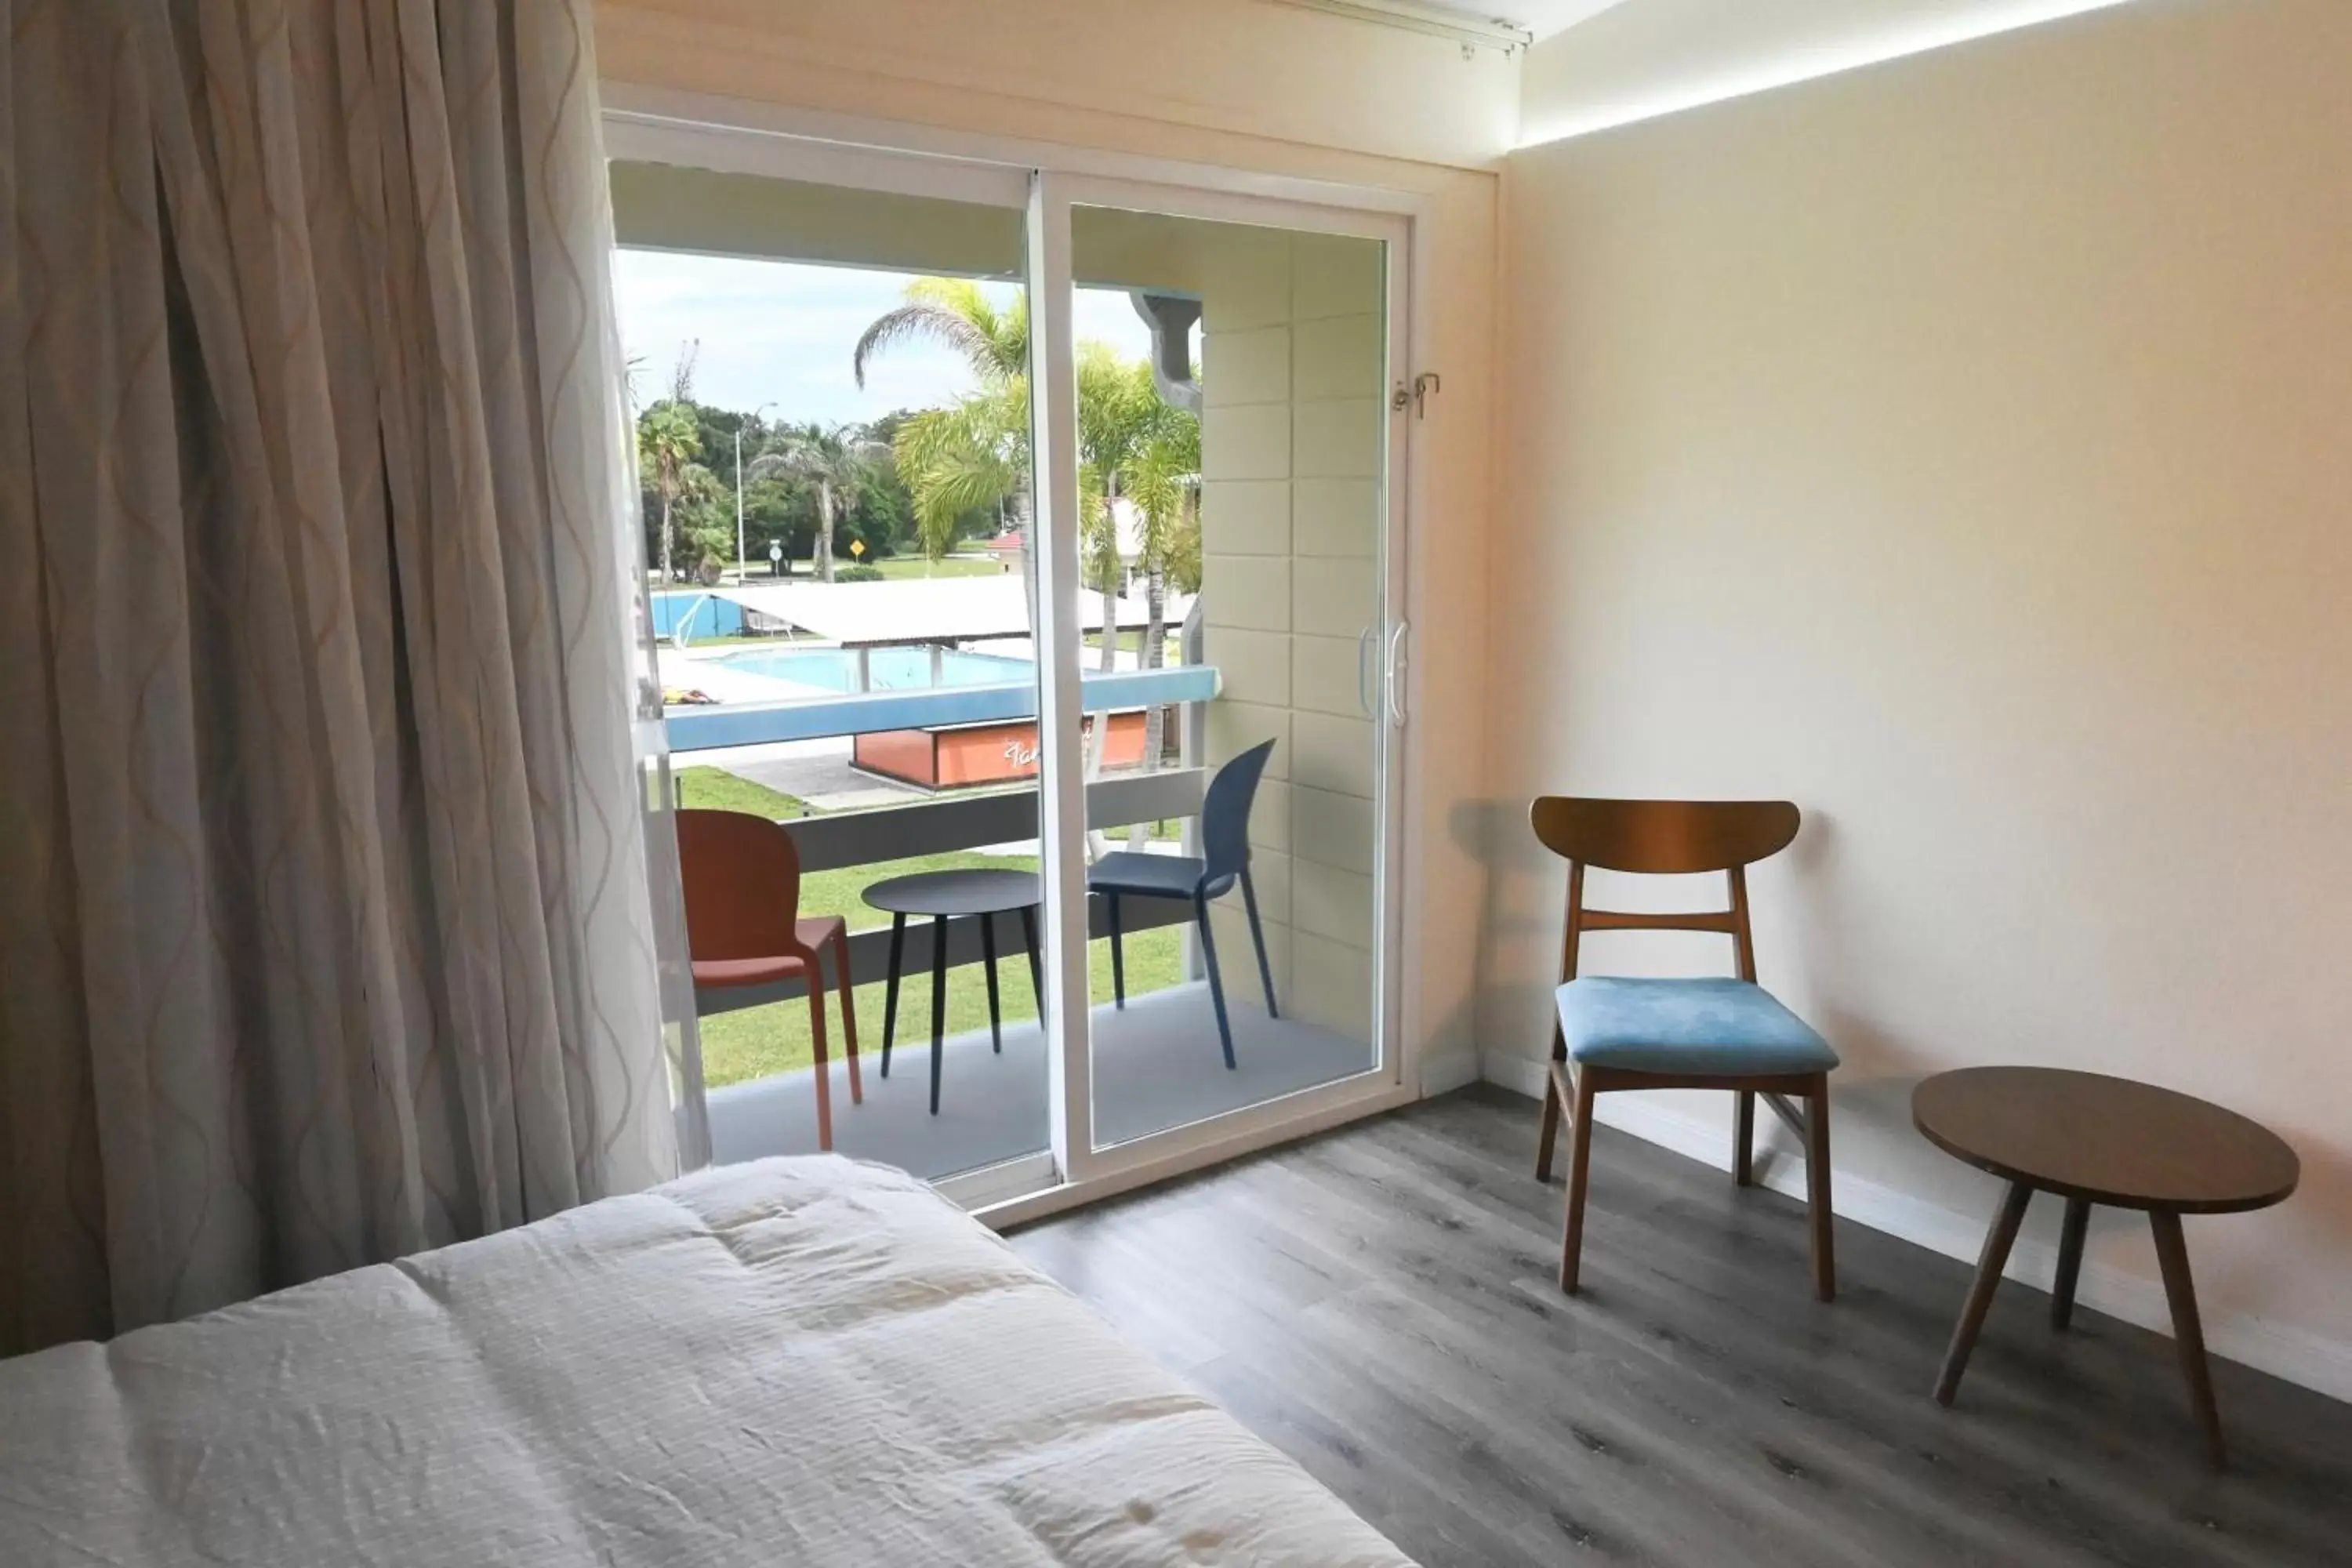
[1454,795,1555,1065]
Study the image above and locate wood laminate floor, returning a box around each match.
[1008,1084,2352,1568]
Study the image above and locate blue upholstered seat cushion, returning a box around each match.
[1555,976,1838,1076]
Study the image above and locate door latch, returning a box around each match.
[1390,372,1443,419]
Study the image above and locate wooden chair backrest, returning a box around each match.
[1529,797,1800,985]
[676,809,810,963]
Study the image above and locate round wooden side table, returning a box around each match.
[1912,1066,2298,1469]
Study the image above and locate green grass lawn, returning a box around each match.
[677,763,1192,1087]
[698,915,1184,1086]
[674,765,812,817]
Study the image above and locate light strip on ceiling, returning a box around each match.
[1270,0,1535,56]
[1517,0,2139,147]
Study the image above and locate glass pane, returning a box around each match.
[1067,205,1388,1149]
[612,160,1052,1184]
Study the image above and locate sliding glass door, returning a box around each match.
[609,123,1411,1204]
[1051,196,1403,1155]
[610,138,1062,1196]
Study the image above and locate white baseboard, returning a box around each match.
[1475,1052,2352,1406]
[1417,1047,1483,1098]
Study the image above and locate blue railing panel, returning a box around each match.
[664,664,1221,751]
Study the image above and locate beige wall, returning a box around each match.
[1489,0,2352,1395]
[594,0,1515,172]
[597,0,1501,1080]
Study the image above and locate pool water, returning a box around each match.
[717,645,1033,693]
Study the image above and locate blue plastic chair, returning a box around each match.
[1530,797,1840,1302]
[1088,739,1279,1069]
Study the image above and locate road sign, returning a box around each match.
[850,539,866,557]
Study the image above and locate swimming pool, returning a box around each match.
[715,644,1033,693]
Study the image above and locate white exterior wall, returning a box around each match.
[1200,231,1386,1045]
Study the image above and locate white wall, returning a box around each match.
[1489,0,2352,1396]
[596,0,1501,1083]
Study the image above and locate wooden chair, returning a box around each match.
[1530,797,1838,1301]
[677,810,861,1151]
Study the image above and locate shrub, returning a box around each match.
[835,564,884,583]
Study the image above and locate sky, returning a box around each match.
[614,249,1161,426]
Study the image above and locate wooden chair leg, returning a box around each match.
[833,926,862,1105]
[1559,1065,1598,1294]
[1804,1076,1835,1302]
[808,967,833,1152]
[1534,1057,1563,1183]
[1734,1090,1755,1187]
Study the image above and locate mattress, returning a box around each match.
[0,1157,1412,1566]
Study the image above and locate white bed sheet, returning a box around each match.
[0,1157,1412,1566]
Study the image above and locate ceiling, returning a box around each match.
[1417,0,1635,42]
[1502,0,2144,145]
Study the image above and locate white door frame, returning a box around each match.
[602,100,1431,1221]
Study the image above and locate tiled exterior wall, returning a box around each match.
[1197,230,1386,1045]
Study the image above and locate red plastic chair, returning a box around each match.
[677,810,862,1150]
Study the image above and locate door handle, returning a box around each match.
[1385,620,1409,728]
[1357,626,1377,718]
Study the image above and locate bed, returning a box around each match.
[0,1156,1412,1566]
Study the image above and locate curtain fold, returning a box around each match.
[0,0,700,1356]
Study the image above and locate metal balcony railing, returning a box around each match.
[665,662,1220,1014]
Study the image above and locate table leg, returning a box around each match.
[928,913,948,1117]
[2051,1196,2091,1331]
[1936,1180,2033,1406]
[1019,906,1043,1017]
[2150,1210,2227,1469]
[981,912,1002,1053]
[880,913,905,1078]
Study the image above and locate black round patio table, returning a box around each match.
[864,869,1043,1116]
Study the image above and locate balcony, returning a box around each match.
[664,593,1376,1184]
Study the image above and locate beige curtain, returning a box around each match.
[0,0,704,1356]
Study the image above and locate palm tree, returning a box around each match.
[1110,387,1200,847]
[855,280,1032,562]
[1077,345,1155,674]
[637,346,702,584]
[675,462,731,584]
[852,281,1200,832]
[747,424,887,583]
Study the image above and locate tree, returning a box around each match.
[747,423,888,583]
[636,345,702,584]
[1123,411,1200,768]
[855,280,1032,564]
[673,463,731,582]
[1065,345,1204,839]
